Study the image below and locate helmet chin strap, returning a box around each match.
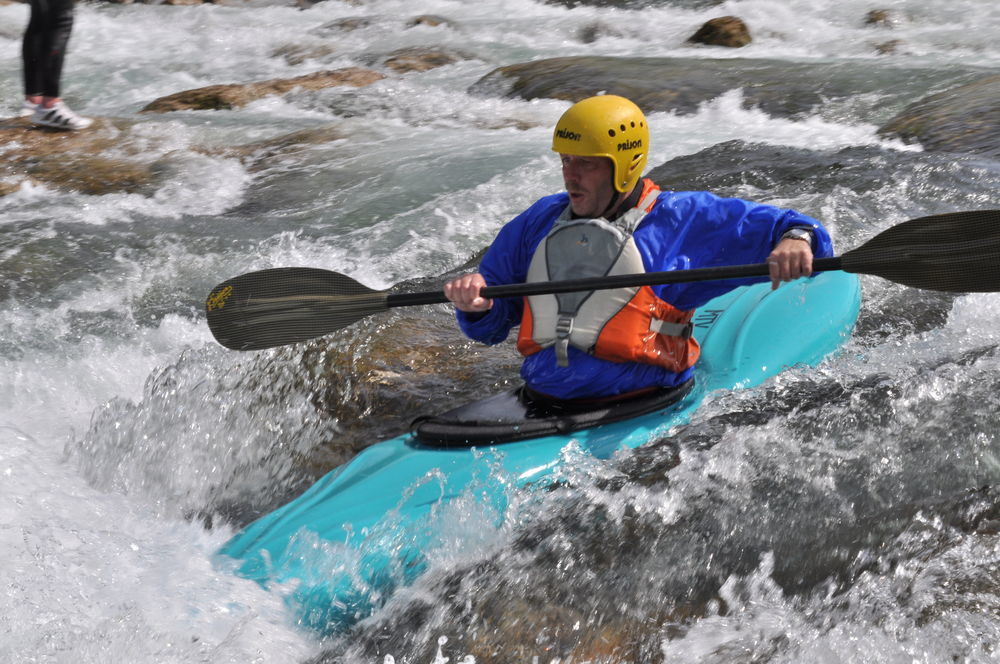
[601,177,641,221]
[601,192,624,220]
[597,170,624,220]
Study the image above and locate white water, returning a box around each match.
[1,0,999,661]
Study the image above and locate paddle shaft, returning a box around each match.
[386,257,845,308]
[206,208,1000,350]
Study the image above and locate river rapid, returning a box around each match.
[1,0,999,662]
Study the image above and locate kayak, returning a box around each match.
[216,271,861,632]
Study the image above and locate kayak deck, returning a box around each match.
[216,271,861,632]
[411,379,695,446]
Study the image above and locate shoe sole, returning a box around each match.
[31,117,93,130]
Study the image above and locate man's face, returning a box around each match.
[560,154,616,218]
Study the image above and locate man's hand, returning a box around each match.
[768,238,814,290]
[444,272,493,312]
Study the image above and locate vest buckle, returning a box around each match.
[555,316,574,338]
[555,316,574,367]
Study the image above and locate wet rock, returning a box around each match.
[544,0,723,8]
[878,74,1000,157]
[335,504,719,664]
[579,21,627,43]
[471,55,963,119]
[646,139,993,202]
[309,16,373,37]
[874,39,904,55]
[271,43,337,66]
[406,14,457,29]
[140,67,385,113]
[865,9,895,27]
[298,308,521,475]
[381,46,472,73]
[220,125,347,171]
[687,16,752,48]
[309,14,455,37]
[0,117,156,196]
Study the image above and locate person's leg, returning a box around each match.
[37,0,76,103]
[25,0,91,129]
[22,0,47,103]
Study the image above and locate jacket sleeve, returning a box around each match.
[454,195,564,345]
[641,191,835,311]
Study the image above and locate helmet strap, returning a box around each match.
[602,179,642,221]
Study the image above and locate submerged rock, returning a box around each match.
[878,74,1000,157]
[578,20,627,43]
[309,16,374,36]
[873,39,904,55]
[295,303,521,480]
[270,42,338,66]
[140,67,385,113]
[543,0,723,7]
[219,125,347,171]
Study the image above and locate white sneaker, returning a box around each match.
[31,100,93,130]
[19,100,37,117]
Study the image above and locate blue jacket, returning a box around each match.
[456,188,834,399]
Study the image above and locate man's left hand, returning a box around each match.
[768,238,814,290]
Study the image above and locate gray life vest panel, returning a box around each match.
[523,188,688,367]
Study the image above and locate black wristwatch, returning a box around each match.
[781,227,813,244]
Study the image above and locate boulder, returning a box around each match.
[543,0,723,7]
[271,43,337,66]
[406,14,457,29]
[878,74,1000,157]
[470,55,963,119]
[578,21,627,44]
[865,9,894,27]
[381,46,471,73]
[0,117,156,196]
[309,16,373,37]
[873,39,903,55]
[687,16,751,48]
[218,125,346,171]
[140,67,385,113]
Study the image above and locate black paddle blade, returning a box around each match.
[841,209,1000,293]
[205,267,388,350]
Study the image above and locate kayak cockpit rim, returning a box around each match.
[410,378,695,448]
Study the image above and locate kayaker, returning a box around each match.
[443,94,833,401]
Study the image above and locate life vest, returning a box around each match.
[517,180,701,372]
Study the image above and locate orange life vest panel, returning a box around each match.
[517,180,701,373]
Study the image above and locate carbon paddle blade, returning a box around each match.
[840,209,1000,293]
[205,267,388,350]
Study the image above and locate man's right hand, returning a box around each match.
[443,272,493,312]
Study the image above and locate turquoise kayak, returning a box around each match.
[216,271,861,632]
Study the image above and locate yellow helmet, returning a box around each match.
[551,95,649,193]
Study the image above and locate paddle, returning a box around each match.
[206,209,1000,351]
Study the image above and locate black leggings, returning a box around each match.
[22,0,76,98]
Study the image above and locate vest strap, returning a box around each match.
[649,319,693,338]
[555,316,574,367]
